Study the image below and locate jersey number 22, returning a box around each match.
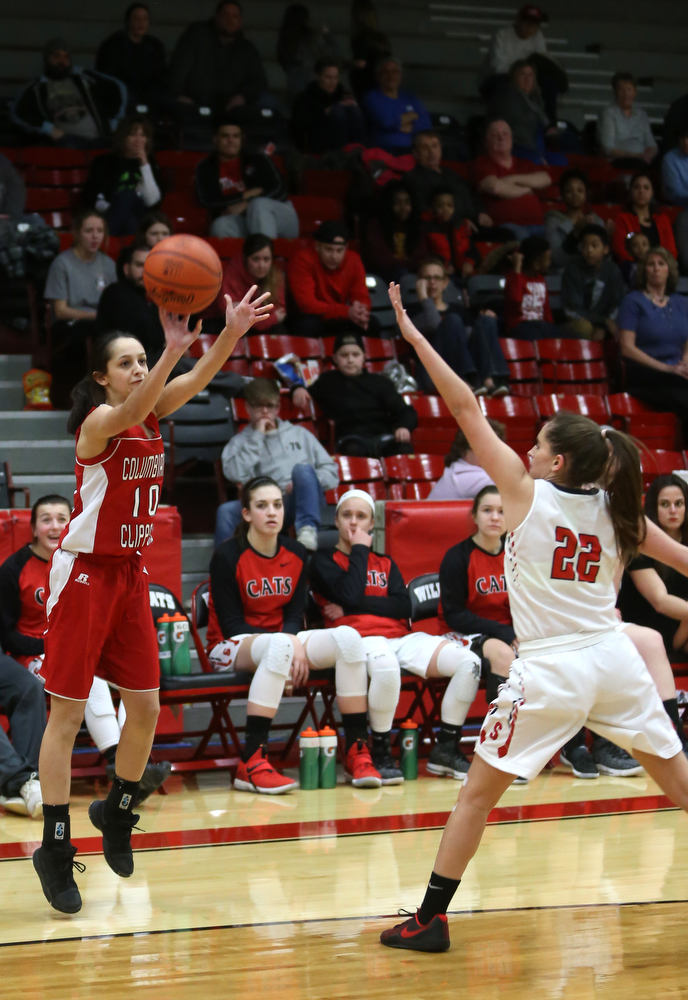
[550,527,601,583]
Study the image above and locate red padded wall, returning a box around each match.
[383,500,475,582]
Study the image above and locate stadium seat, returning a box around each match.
[245,334,323,360]
[382,454,445,483]
[402,481,435,499]
[333,455,384,484]
[325,481,386,504]
[608,393,679,449]
[537,339,605,363]
[480,396,538,452]
[640,450,686,491]
[25,148,87,167]
[535,394,611,425]
[25,166,87,187]
[466,274,506,310]
[290,194,342,234]
[508,360,542,396]
[403,394,457,454]
[25,188,74,211]
[540,361,609,395]
[301,169,352,199]
[205,237,244,259]
[187,335,248,372]
[499,338,539,362]
[161,393,234,503]
[161,192,207,235]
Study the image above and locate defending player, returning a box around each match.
[380,281,688,952]
[309,489,482,785]
[207,476,373,792]
[32,286,272,915]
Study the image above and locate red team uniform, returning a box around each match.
[43,412,165,700]
[0,544,50,672]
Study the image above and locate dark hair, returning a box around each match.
[377,179,423,253]
[543,412,644,565]
[112,113,154,159]
[314,57,340,75]
[445,419,506,467]
[213,114,246,139]
[520,235,550,271]
[509,58,534,80]
[644,474,688,559]
[558,168,589,198]
[577,223,610,247]
[412,129,441,149]
[71,207,108,245]
[116,241,148,281]
[67,332,145,435]
[612,71,637,90]
[418,254,449,276]
[471,484,501,517]
[125,3,148,24]
[31,494,71,527]
[238,476,283,538]
[244,377,280,407]
[628,169,655,211]
[241,233,282,301]
[216,0,242,13]
[430,187,456,206]
[135,209,173,246]
[277,4,314,69]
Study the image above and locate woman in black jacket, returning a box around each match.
[196,115,299,239]
[291,59,365,152]
[82,114,163,236]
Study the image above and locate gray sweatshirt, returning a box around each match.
[222,419,339,491]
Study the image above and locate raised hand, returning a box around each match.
[388,282,421,344]
[159,309,202,355]
[224,286,273,339]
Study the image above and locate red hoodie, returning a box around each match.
[288,244,370,320]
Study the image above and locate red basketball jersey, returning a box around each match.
[61,411,165,557]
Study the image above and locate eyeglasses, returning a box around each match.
[249,402,279,412]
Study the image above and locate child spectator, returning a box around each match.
[620,231,650,289]
[292,328,417,457]
[503,235,557,339]
[214,377,338,550]
[360,180,429,283]
[544,169,605,270]
[215,235,287,332]
[561,224,624,340]
[428,421,506,500]
[423,188,478,279]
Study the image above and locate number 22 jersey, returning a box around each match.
[505,479,619,656]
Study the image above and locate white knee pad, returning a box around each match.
[436,643,481,726]
[84,676,121,752]
[247,633,294,710]
[366,646,401,733]
[301,627,368,698]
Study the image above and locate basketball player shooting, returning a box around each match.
[33,286,272,915]
[380,281,688,953]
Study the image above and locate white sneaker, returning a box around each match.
[19,774,43,819]
[0,793,29,816]
[296,526,318,551]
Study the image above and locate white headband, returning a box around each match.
[335,489,376,515]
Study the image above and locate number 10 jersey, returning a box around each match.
[505,479,619,656]
[61,410,165,557]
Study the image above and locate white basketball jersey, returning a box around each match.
[505,479,619,655]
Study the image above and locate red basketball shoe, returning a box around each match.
[344,740,382,788]
[234,746,298,794]
[380,912,450,952]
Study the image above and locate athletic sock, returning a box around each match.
[417,871,461,924]
[42,803,71,850]
[371,729,391,753]
[663,698,682,733]
[437,723,461,746]
[104,776,140,824]
[341,712,369,752]
[103,745,118,767]
[244,715,272,762]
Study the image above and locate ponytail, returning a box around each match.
[66,331,144,436]
[602,429,645,565]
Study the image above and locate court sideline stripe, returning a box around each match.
[1,897,687,951]
[0,792,677,861]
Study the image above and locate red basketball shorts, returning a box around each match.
[43,548,159,700]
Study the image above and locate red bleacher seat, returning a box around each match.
[382,454,445,483]
[537,339,604,363]
[290,194,342,234]
[272,238,310,260]
[540,361,609,395]
[25,187,74,211]
[499,338,539,362]
[535,394,611,425]
[41,210,72,230]
[363,337,396,360]
[480,396,538,451]
[389,481,436,499]
[325,481,386,504]
[333,455,384,485]
[0,147,21,164]
[608,393,678,450]
[205,237,244,259]
[301,169,352,199]
[161,192,207,235]
[404,394,454,425]
[246,334,323,360]
[640,450,686,490]
[25,148,87,167]
[25,167,87,187]
[442,160,470,179]
[508,360,541,396]
[187,335,247,372]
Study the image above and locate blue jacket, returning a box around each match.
[662,147,688,209]
[362,87,431,150]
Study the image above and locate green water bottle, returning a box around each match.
[157,614,172,677]
[169,612,192,675]
[400,720,419,780]
[318,727,338,789]
[299,728,320,790]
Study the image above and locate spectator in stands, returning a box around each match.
[618,247,688,437]
[561,225,624,340]
[168,2,271,118]
[10,38,126,147]
[409,257,510,395]
[663,124,688,275]
[504,235,557,338]
[96,243,163,354]
[45,208,116,346]
[215,377,338,550]
[428,421,506,500]
[293,328,417,457]
[620,231,650,289]
[487,60,550,165]
[216,234,287,332]
[361,57,431,152]
[360,180,429,282]
[664,93,688,155]
[349,0,392,101]
[407,131,485,222]
[598,73,657,166]
[288,221,380,338]
[472,120,550,240]
[276,5,341,105]
[544,168,605,270]
[196,117,299,240]
[136,209,172,247]
[95,3,168,115]
[423,188,478,280]
[611,171,678,264]
[482,5,567,125]
[82,115,163,236]
[290,60,366,153]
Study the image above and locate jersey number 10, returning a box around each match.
[132,484,160,518]
[550,526,601,583]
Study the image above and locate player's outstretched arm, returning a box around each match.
[155,286,272,419]
[641,518,688,578]
[388,283,533,521]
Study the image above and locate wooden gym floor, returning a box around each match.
[1,761,687,999]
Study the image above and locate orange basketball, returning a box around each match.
[143,234,223,314]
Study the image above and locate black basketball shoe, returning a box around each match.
[33,845,85,914]
[380,912,450,952]
[88,800,139,877]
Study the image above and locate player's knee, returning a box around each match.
[331,625,365,664]
[263,633,295,677]
[483,638,514,676]
[438,644,481,703]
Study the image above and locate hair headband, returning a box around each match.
[335,489,376,515]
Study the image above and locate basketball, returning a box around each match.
[143,234,223,314]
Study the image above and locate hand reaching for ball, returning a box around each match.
[159,310,203,356]
[224,285,273,340]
